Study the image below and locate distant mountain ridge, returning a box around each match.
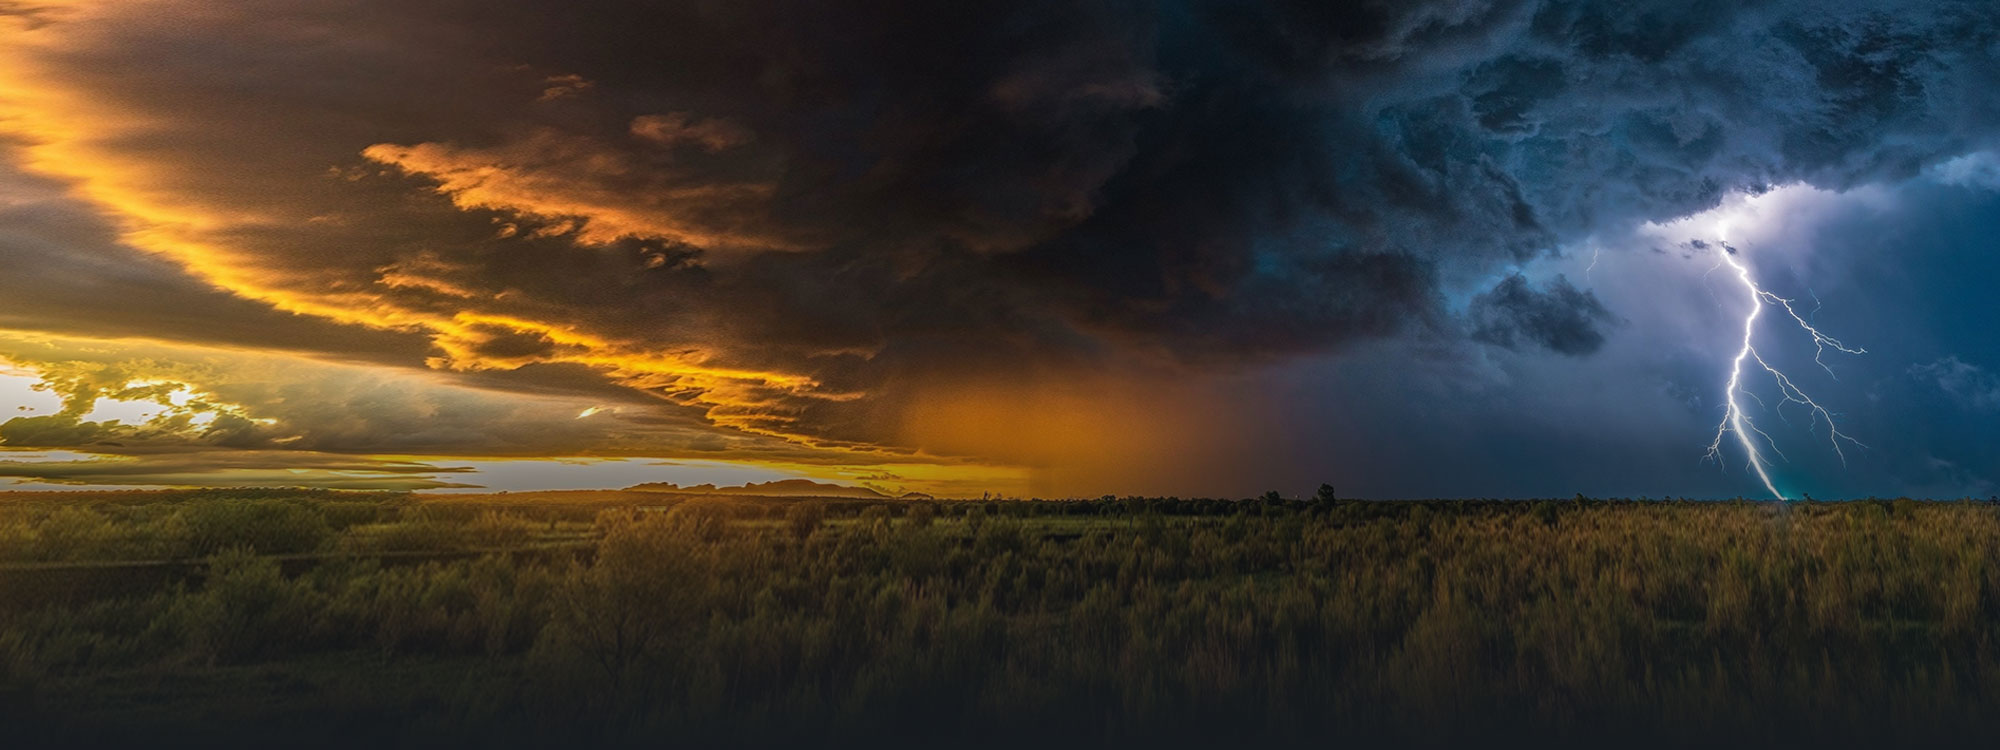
[627,478,897,499]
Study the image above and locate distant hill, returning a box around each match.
[626,478,893,500]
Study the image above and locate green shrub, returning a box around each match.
[465,510,538,549]
[182,499,331,556]
[34,506,119,561]
[319,500,388,529]
[342,506,468,552]
[164,548,316,663]
[0,512,38,562]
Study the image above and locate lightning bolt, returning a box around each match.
[1702,242,1866,500]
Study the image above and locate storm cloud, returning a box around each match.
[348,0,2000,367]
[2,1,1999,494]
[1469,274,1614,355]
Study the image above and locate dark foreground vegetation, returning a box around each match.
[4,488,2000,747]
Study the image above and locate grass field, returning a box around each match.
[4,489,1999,747]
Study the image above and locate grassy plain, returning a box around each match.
[2,489,1998,747]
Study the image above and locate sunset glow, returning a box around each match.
[1,0,1997,500]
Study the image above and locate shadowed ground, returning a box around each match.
[3,490,1997,748]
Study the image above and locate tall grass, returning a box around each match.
[3,493,2000,747]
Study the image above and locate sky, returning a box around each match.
[0,0,1997,499]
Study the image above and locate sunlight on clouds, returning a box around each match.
[0,3,1138,497]
[0,365,62,416]
[0,6,858,457]
[361,132,788,251]
[0,449,103,464]
[0,331,1033,496]
[422,312,844,446]
[78,395,161,424]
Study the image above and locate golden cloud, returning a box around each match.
[362,129,788,251]
[0,11,851,456]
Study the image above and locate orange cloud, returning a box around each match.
[361,129,788,251]
[537,73,594,102]
[629,113,754,152]
[0,3,1094,498]
[0,331,1037,496]
[0,8,852,459]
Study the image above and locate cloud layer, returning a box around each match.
[2,1,1998,495]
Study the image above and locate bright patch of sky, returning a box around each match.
[421,457,806,493]
[0,365,62,417]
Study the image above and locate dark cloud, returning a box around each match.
[1469,274,1614,355]
[3,0,2000,493]
[349,0,2000,361]
[0,147,437,363]
[0,414,113,448]
[349,0,2000,451]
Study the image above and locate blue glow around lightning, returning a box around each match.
[1702,241,1866,500]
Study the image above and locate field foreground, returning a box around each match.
[2,489,1998,747]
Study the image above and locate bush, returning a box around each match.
[343,506,468,552]
[465,511,538,549]
[164,548,315,663]
[318,500,388,530]
[34,506,119,561]
[182,499,331,556]
[785,501,826,540]
[0,513,32,562]
[533,512,717,701]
